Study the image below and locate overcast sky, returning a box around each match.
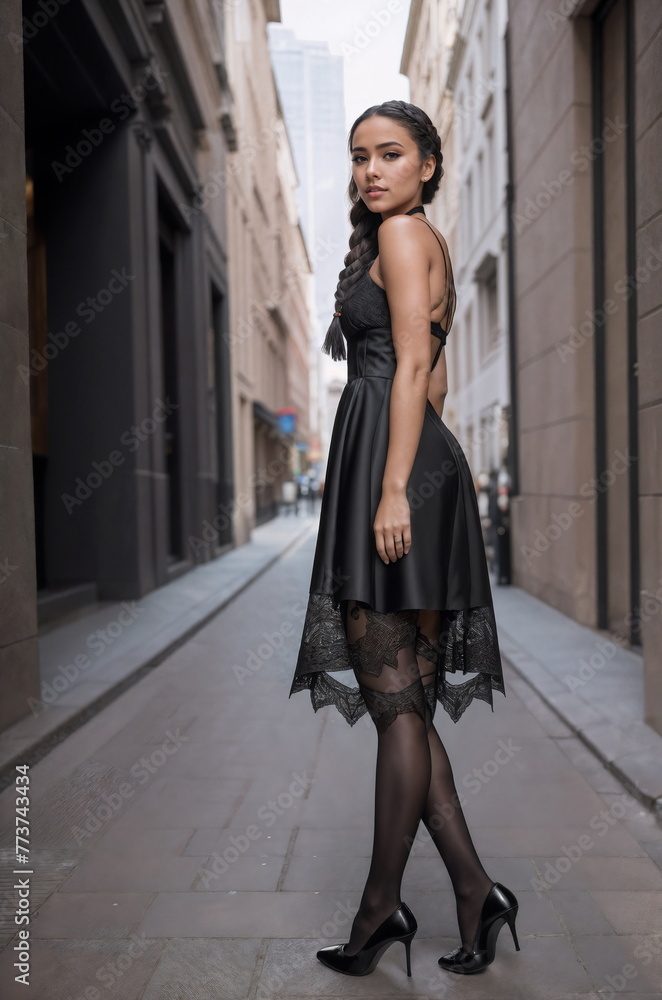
[279,0,412,132]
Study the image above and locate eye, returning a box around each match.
[351,151,400,163]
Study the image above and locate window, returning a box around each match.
[466,171,473,250]
[476,150,483,234]
[465,304,474,382]
[486,270,499,350]
[486,125,495,215]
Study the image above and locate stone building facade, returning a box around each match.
[223,0,313,541]
[507,0,662,734]
[402,0,511,484]
[401,0,662,734]
[0,0,311,731]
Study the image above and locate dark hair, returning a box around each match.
[322,100,444,361]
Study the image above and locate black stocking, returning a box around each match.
[341,600,494,957]
[416,612,494,953]
[340,599,435,956]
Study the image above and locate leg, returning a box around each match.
[340,599,433,956]
[415,610,494,953]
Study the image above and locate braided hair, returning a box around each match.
[322,100,444,361]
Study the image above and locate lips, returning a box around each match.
[366,188,386,193]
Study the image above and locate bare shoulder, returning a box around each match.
[377,215,432,273]
[377,213,424,244]
[378,214,449,254]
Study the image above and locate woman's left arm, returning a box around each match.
[373,215,433,565]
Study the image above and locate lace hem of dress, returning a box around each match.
[289,592,506,727]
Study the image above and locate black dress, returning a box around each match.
[289,206,506,727]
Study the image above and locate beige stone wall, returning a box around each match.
[401,0,460,424]
[508,0,662,731]
[403,0,511,478]
[403,1,459,261]
[224,0,312,543]
[508,4,596,624]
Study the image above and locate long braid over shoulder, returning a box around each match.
[322,100,444,361]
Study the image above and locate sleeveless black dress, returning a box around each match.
[289,206,506,726]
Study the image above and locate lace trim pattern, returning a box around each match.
[290,592,506,728]
[358,677,430,735]
[346,600,419,676]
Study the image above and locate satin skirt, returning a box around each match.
[289,375,506,726]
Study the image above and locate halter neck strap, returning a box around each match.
[405,205,426,216]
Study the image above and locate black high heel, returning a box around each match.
[438,881,520,974]
[316,902,417,977]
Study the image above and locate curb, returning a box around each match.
[500,630,662,817]
[0,519,316,791]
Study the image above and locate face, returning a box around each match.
[350,115,435,219]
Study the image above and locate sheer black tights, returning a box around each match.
[340,599,493,957]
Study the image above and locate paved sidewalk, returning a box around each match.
[4,504,659,817]
[492,586,662,814]
[1,527,662,998]
[0,509,317,786]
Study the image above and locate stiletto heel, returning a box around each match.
[317,902,417,977]
[438,882,521,974]
[402,929,415,976]
[504,906,520,950]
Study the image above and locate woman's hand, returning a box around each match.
[374,485,411,563]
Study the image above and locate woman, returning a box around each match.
[288,100,520,978]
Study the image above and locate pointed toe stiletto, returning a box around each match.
[316,902,417,977]
[438,881,520,974]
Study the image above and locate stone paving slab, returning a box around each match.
[257,933,593,998]
[0,526,661,998]
[0,513,317,784]
[492,585,662,812]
